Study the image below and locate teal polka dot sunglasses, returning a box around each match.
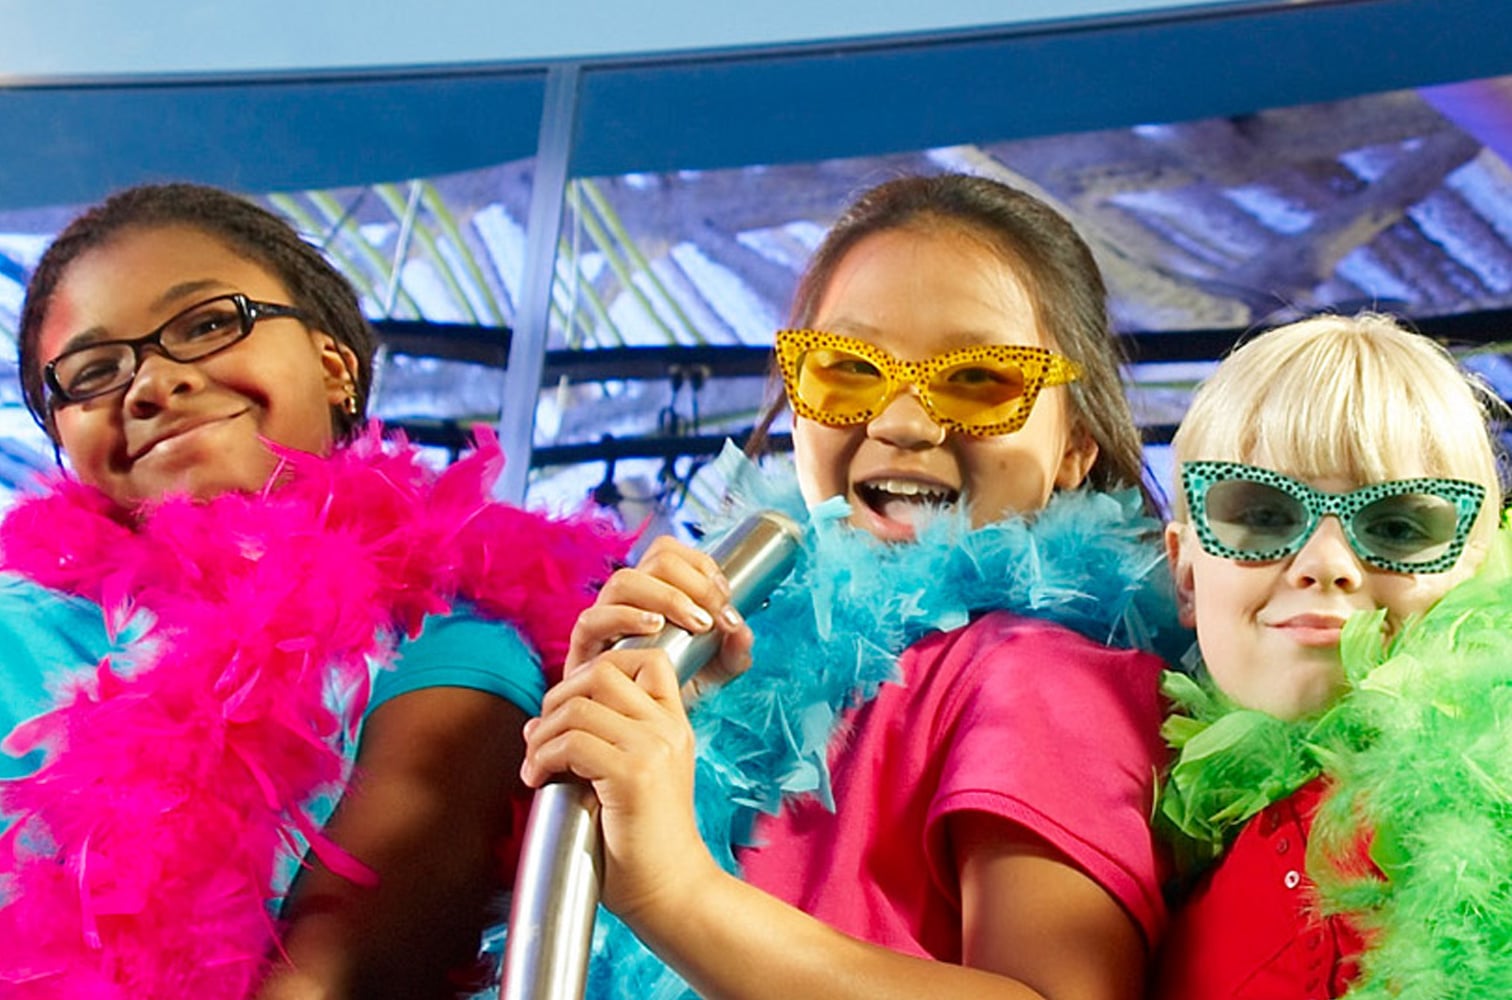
[1181,461,1486,574]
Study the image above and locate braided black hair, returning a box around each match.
[19,182,376,441]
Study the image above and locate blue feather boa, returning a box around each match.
[573,448,1184,999]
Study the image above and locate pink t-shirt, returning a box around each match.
[737,611,1169,959]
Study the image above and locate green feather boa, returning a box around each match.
[1154,668,1338,878]
[1311,528,1512,998]
[1156,527,1512,998]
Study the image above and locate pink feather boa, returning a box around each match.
[0,424,627,997]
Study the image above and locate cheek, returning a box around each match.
[265,395,337,455]
[1194,628,1242,692]
[792,419,853,505]
[1189,560,1267,631]
[1373,572,1463,624]
[960,440,1056,524]
[53,406,114,470]
[1189,585,1254,693]
[224,339,339,455]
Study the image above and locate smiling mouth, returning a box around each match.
[855,477,961,518]
[1269,615,1349,648]
[1273,614,1349,631]
[131,412,241,461]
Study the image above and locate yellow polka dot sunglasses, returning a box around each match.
[774,329,1083,437]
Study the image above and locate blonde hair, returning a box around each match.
[1171,313,1505,541]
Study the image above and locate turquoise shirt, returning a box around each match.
[0,572,545,911]
[0,571,544,789]
[376,604,545,718]
[0,574,122,780]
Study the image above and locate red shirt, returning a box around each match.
[1154,777,1364,999]
[738,611,1170,958]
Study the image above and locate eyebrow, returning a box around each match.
[56,279,230,354]
[152,279,228,312]
[823,320,1044,353]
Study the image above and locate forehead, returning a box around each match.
[39,225,288,357]
[1240,435,1438,487]
[812,226,1046,356]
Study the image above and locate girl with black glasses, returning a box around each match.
[0,183,623,998]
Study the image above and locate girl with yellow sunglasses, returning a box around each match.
[521,174,1182,1000]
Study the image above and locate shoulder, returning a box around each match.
[905,610,1169,775]
[0,572,115,668]
[917,612,1172,946]
[912,611,1166,705]
[0,571,97,617]
[906,611,1170,810]
[970,609,1163,656]
[0,573,116,779]
[375,602,546,714]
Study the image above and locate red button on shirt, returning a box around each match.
[1152,778,1367,1000]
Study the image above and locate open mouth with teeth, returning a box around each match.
[855,477,962,528]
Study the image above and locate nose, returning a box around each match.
[865,386,947,449]
[1286,516,1365,591]
[122,348,203,418]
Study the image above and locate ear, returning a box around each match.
[1053,424,1099,489]
[1166,521,1198,628]
[312,332,359,407]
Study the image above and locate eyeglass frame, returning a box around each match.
[773,328,1083,438]
[1180,460,1486,574]
[43,292,309,406]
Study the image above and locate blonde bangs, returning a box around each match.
[1171,314,1504,532]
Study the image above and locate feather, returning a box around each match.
[579,447,1182,1000]
[0,423,628,996]
[1309,528,1512,998]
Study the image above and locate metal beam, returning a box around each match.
[374,308,1512,372]
[497,63,581,501]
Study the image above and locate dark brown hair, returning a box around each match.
[752,173,1145,496]
[19,182,376,441]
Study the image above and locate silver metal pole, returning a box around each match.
[502,511,802,1000]
[497,62,580,503]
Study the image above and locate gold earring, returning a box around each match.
[342,388,359,416]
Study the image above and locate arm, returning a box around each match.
[260,686,526,999]
[522,651,1146,1000]
[628,830,1143,1000]
[954,813,1146,999]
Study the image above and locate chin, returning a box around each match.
[1265,674,1345,720]
[147,463,280,506]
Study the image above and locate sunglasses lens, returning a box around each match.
[926,358,1028,430]
[1203,479,1309,554]
[1351,493,1463,565]
[794,347,887,422]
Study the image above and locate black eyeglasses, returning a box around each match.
[44,293,308,404]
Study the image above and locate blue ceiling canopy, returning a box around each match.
[569,0,1512,177]
[6,0,1512,507]
[0,72,547,210]
[4,0,1512,209]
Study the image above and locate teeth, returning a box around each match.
[867,478,955,503]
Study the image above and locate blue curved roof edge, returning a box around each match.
[0,71,548,211]
[572,0,1512,175]
[2,0,1510,207]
